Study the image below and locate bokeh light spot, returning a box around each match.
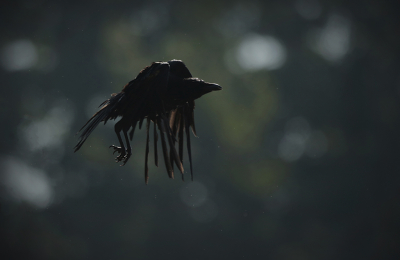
[278,117,311,162]
[236,34,287,71]
[1,39,38,71]
[1,157,53,208]
[23,104,74,151]
[308,14,351,62]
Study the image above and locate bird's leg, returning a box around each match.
[120,126,132,166]
[109,120,127,163]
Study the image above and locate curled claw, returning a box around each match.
[120,153,131,166]
[109,145,126,162]
[109,145,132,166]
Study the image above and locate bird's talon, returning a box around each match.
[109,145,128,162]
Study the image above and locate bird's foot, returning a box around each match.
[120,151,132,166]
[110,145,125,162]
[109,145,132,166]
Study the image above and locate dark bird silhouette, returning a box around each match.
[74,60,222,183]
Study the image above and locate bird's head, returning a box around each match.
[182,78,222,100]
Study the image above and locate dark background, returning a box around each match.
[1,0,400,259]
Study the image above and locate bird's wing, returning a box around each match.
[125,62,184,180]
[169,102,196,181]
[74,62,171,153]
[122,62,171,121]
[167,60,196,134]
[166,60,197,180]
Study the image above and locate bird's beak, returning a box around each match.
[204,82,222,91]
